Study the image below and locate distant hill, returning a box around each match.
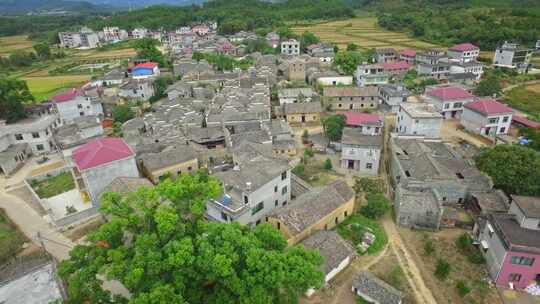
[84,0,206,8]
[0,0,105,14]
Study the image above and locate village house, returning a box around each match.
[390,136,495,229]
[281,39,300,56]
[461,98,513,137]
[450,60,484,80]
[192,24,210,36]
[59,27,100,49]
[206,148,291,226]
[341,127,382,176]
[49,88,103,124]
[476,195,540,289]
[396,103,443,138]
[131,28,149,39]
[374,48,398,63]
[138,144,199,184]
[355,63,389,87]
[448,43,480,63]
[399,49,416,64]
[378,84,411,113]
[132,62,160,79]
[284,58,306,82]
[101,26,128,42]
[382,61,411,75]
[416,49,451,79]
[424,85,475,119]
[93,68,127,87]
[306,43,335,63]
[71,138,139,204]
[467,189,509,219]
[265,32,280,48]
[343,112,383,136]
[118,79,155,101]
[324,86,379,111]
[0,113,62,175]
[352,271,403,304]
[53,115,104,157]
[302,231,356,296]
[493,41,533,73]
[278,88,316,104]
[217,41,238,56]
[307,71,353,86]
[268,180,355,245]
[274,102,322,124]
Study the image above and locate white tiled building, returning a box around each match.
[461,98,513,137]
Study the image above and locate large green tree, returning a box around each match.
[134,38,165,66]
[59,172,324,304]
[475,144,540,196]
[33,43,51,59]
[474,77,502,97]
[323,114,347,141]
[112,105,135,124]
[0,78,33,123]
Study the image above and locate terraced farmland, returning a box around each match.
[0,35,33,57]
[292,17,441,51]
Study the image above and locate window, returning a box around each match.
[335,217,338,224]
[32,132,40,138]
[366,163,373,169]
[274,186,278,193]
[502,116,509,123]
[510,256,535,266]
[277,222,280,230]
[77,104,83,109]
[282,200,287,206]
[221,212,228,221]
[251,202,264,215]
[244,195,249,204]
[281,186,288,195]
[188,166,192,171]
[15,134,23,140]
[275,200,278,207]
[36,144,44,151]
[256,219,261,225]
[499,127,506,133]
[488,117,499,124]
[281,171,287,180]
[344,211,348,217]
[453,102,462,108]
[509,273,522,282]
[444,103,450,109]
[415,119,419,123]
[79,112,84,116]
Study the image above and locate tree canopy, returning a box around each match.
[134,38,165,66]
[112,104,135,124]
[0,78,34,123]
[58,172,324,304]
[323,114,347,141]
[474,77,502,97]
[475,144,540,196]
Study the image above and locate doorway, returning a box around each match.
[348,160,355,169]
[301,115,306,123]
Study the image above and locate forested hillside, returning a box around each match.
[376,0,540,50]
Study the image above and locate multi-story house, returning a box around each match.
[71,137,139,204]
[416,49,451,79]
[450,61,484,80]
[461,98,513,137]
[49,88,103,124]
[102,27,128,42]
[493,42,533,73]
[374,48,397,63]
[355,63,389,87]
[447,43,480,63]
[217,41,238,56]
[58,32,82,48]
[0,113,62,175]
[285,58,305,82]
[399,49,416,64]
[424,85,475,119]
[131,28,149,39]
[79,27,100,49]
[118,79,155,101]
[476,195,540,289]
[281,39,300,56]
[278,88,316,104]
[206,149,291,226]
[382,61,411,75]
[274,102,322,124]
[192,25,210,36]
[306,43,335,64]
[324,86,379,111]
[59,28,100,49]
[378,84,411,113]
[343,112,383,136]
[396,103,442,138]
[340,127,382,176]
[265,32,280,48]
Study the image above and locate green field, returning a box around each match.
[0,210,26,263]
[0,35,33,57]
[292,16,441,50]
[23,75,93,101]
[30,172,76,199]
[504,84,540,121]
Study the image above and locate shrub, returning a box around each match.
[423,237,435,256]
[467,250,486,265]
[354,177,384,194]
[292,164,305,176]
[360,193,390,219]
[455,233,472,251]
[323,158,333,170]
[456,280,470,298]
[434,258,450,281]
[301,129,309,144]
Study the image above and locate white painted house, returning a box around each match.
[461,98,513,137]
[341,127,382,176]
[448,43,480,63]
[450,61,484,80]
[355,63,389,87]
[396,103,442,138]
[281,39,300,56]
[49,88,103,124]
[493,42,533,73]
[424,85,474,119]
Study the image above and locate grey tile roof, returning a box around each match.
[324,86,378,97]
[352,271,403,304]
[511,195,540,219]
[341,128,382,147]
[271,180,354,236]
[470,190,509,214]
[139,144,198,171]
[300,230,356,275]
[278,88,315,99]
[0,115,58,137]
[279,102,322,114]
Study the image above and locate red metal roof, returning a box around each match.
[307,43,321,50]
[464,98,513,115]
[72,138,134,171]
[344,112,383,126]
[449,43,478,52]
[427,86,474,101]
[400,49,416,57]
[50,88,84,103]
[134,62,158,69]
[512,115,540,129]
[382,61,411,71]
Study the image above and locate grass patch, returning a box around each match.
[336,213,387,255]
[30,172,76,199]
[23,75,92,101]
[504,85,540,120]
[292,160,340,187]
[0,210,26,263]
